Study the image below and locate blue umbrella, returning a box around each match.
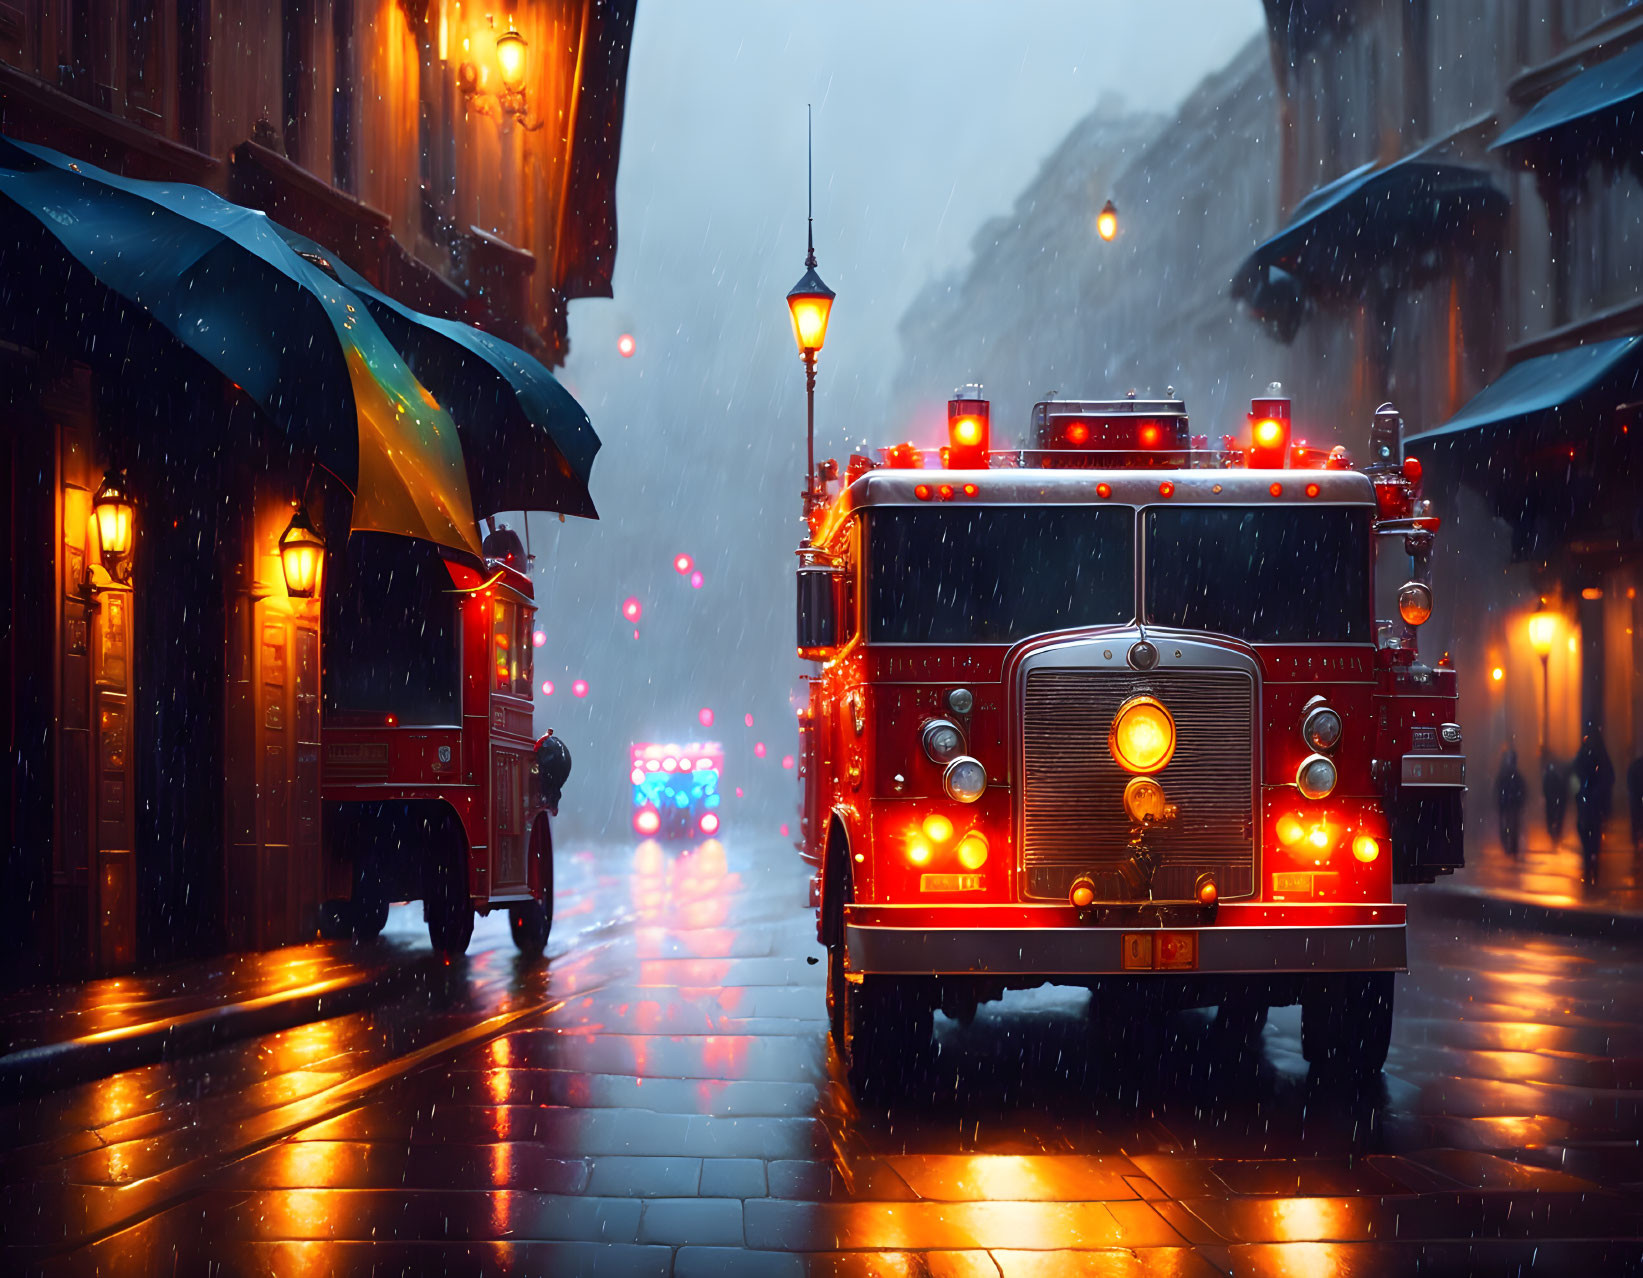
[0,135,482,559]
[277,228,601,519]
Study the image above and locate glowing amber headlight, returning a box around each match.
[956,831,988,870]
[1109,696,1176,774]
[1352,834,1380,863]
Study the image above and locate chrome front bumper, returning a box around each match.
[846,921,1407,976]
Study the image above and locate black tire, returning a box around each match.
[317,898,354,940]
[842,975,934,1101]
[426,849,474,957]
[1211,996,1270,1059]
[509,899,551,959]
[352,893,390,940]
[826,936,848,1046]
[1302,972,1394,1076]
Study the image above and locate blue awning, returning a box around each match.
[1494,41,1643,151]
[1410,335,1643,443]
[1233,151,1505,327]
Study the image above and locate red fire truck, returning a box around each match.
[797,386,1464,1093]
[320,526,567,957]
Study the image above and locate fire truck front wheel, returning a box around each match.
[1301,972,1394,1076]
[839,973,935,1101]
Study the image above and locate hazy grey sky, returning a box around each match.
[537,2,1266,835]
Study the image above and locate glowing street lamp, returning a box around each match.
[787,107,835,517]
[1097,199,1119,242]
[1527,604,1558,757]
[279,503,326,599]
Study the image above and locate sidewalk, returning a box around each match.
[1411,822,1643,941]
[0,923,429,1097]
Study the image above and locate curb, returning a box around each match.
[0,958,427,1099]
[1410,883,1643,943]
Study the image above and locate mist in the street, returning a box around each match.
[537,1,1265,839]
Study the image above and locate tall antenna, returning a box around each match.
[806,103,816,269]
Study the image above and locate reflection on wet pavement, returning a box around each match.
[5,836,1643,1275]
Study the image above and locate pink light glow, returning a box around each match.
[734,787,743,797]
[571,679,589,698]
[779,824,790,837]
[689,570,704,589]
[781,755,795,770]
[699,812,720,835]
[621,596,643,622]
[532,630,546,647]
[744,713,754,727]
[698,707,714,727]
[754,742,766,758]
[617,333,636,358]
[674,554,693,575]
[540,681,555,696]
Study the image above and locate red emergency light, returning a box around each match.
[947,387,990,469]
[1248,388,1291,469]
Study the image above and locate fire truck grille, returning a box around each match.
[1020,668,1255,902]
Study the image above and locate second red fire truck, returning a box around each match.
[798,385,1465,1093]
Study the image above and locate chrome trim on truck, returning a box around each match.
[846,921,1407,975]
[1400,753,1466,787]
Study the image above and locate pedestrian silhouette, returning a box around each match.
[1628,755,1643,852]
[1543,758,1567,846]
[1496,746,1526,859]
[1573,726,1615,876]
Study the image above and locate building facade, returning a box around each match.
[1240,0,1643,851]
[0,0,632,982]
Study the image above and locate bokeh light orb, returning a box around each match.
[540,680,555,696]
[699,707,714,727]
[779,824,790,837]
[781,755,795,770]
[690,571,704,589]
[532,630,546,648]
[617,333,636,358]
[674,554,693,575]
[744,713,754,727]
[754,742,766,758]
[571,679,589,698]
[621,596,642,622]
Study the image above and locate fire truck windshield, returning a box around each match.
[866,506,1133,643]
[1143,505,1372,643]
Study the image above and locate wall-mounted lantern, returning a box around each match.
[459,21,543,130]
[495,28,527,93]
[91,469,135,583]
[279,503,325,599]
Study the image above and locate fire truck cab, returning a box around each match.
[320,525,567,957]
[798,386,1464,1094]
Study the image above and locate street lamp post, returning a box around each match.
[786,108,834,518]
[1528,605,1558,758]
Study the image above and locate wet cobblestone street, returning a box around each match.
[6,835,1643,1276]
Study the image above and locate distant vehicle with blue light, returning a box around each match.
[632,742,723,839]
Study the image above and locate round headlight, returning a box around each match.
[947,687,975,716]
[942,756,987,803]
[1302,704,1343,752]
[922,718,965,765]
[1296,753,1338,800]
[1398,581,1433,627]
[1109,695,1176,774]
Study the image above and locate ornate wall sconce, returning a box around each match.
[458,22,543,130]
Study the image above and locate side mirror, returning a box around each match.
[796,564,840,651]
